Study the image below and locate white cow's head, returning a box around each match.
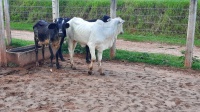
[116,17,125,35]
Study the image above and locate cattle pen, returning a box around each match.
[0,0,200,111]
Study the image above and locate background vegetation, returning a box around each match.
[9,0,200,37]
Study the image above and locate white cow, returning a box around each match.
[66,17,125,75]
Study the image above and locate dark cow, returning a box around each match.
[33,20,70,69]
[54,15,110,64]
[54,18,71,61]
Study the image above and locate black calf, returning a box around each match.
[33,20,70,69]
[54,18,70,61]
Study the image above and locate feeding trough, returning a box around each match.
[6,45,55,67]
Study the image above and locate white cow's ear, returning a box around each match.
[119,20,125,24]
[107,18,111,22]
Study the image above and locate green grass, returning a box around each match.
[11,22,33,31]
[102,49,200,70]
[104,49,184,68]
[10,38,34,47]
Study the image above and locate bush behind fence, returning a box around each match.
[9,0,200,37]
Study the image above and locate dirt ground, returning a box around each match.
[0,30,200,111]
[0,54,200,112]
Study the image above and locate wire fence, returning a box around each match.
[7,0,200,40]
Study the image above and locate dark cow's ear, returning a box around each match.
[48,23,57,29]
[65,23,70,28]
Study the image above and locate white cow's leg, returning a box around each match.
[71,41,77,69]
[97,51,105,75]
[68,39,77,70]
[88,45,96,75]
[68,39,73,67]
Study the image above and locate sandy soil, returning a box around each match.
[0,30,199,111]
[0,54,200,112]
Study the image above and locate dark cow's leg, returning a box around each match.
[34,37,39,66]
[58,36,65,61]
[49,45,54,67]
[56,50,60,69]
[42,44,45,64]
[85,45,91,64]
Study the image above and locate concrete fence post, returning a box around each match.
[4,0,11,45]
[184,0,197,68]
[0,0,7,67]
[52,0,59,21]
[110,0,117,59]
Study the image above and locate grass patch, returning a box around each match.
[103,49,184,68]
[102,49,200,70]
[9,38,34,47]
[192,58,200,70]
[11,22,33,31]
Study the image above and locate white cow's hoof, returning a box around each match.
[36,62,39,67]
[100,72,105,76]
[88,71,93,75]
[72,66,76,70]
[71,65,76,70]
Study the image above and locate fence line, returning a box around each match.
[7,0,193,40]
[7,0,195,37]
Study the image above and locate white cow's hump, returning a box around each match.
[69,17,95,28]
[70,17,85,25]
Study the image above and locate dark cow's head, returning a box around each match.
[48,23,58,29]
[54,18,70,37]
[101,15,111,22]
[47,23,60,49]
[48,23,59,40]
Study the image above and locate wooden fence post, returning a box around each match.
[52,0,59,22]
[184,0,197,68]
[0,0,7,67]
[4,0,11,45]
[110,0,117,59]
